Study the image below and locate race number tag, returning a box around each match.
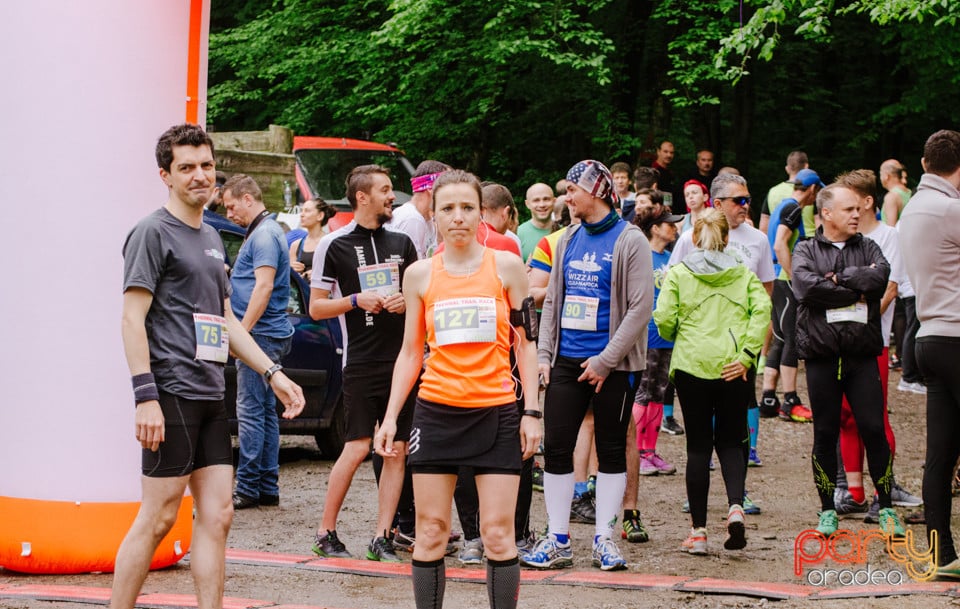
[193,314,229,362]
[560,295,600,331]
[826,302,868,324]
[358,262,400,296]
[433,297,496,345]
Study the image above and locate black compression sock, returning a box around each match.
[412,558,446,609]
[486,556,520,609]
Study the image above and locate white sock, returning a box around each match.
[594,472,627,540]
[543,472,574,537]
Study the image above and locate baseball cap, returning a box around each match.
[638,207,684,234]
[793,168,826,189]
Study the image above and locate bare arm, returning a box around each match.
[774,224,793,280]
[121,288,165,451]
[763,280,774,297]
[528,266,550,309]
[309,286,384,320]
[240,265,276,331]
[880,281,898,315]
[882,191,900,227]
[289,239,305,273]
[226,301,304,419]
[759,213,770,235]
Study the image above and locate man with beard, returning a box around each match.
[308,165,418,561]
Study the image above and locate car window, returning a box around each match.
[219,231,243,267]
[295,149,414,210]
[288,274,304,314]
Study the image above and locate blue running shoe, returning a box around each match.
[592,536,627,571]
[519,533,573,570]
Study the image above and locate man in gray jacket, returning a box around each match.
[899,129,960,579]
[521,160,652,572]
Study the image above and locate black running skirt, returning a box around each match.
[407,397,521,472]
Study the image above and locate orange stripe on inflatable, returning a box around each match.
[0,495,193,574]
[185,0,204,124]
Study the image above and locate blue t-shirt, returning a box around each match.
[558,218,628,358]
[648,249,674,350]
[230,217,294,338]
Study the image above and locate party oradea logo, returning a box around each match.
[794,527,937,586]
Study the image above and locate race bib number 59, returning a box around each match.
[358,262,400,297]
[193,313,229,363]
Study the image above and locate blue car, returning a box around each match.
[204,210,345,457]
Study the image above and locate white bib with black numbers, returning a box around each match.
[193,313,229,362]
[560,295,600,331]
[358,262,400,297]
[433,297,496,345]
[826,302,868,324]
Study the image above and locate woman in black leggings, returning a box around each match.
[654,209,771,555]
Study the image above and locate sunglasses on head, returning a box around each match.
[718,196,751,206]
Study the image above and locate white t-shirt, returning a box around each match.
[669,222,776,283]
[863,222,906,346]
[387,202,433,260]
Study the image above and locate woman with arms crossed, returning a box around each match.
[374,170,541,609]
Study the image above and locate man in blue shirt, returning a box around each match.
[222,174,295,510]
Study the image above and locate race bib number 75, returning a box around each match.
[193,313,229,363]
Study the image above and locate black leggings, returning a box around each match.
[674,370,750,528]
[806,356,892,511]
[542,356,632,475]
[901,296,924,384]
[767,279,798,370]
[917,337,960,565]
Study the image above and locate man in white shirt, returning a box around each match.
[388,160,450,259]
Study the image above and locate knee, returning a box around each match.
[195,501,234,537]
[339,440,372,466]
[480,517,515,559]
[415,513,449,554]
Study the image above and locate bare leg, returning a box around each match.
[476,474,520,560]
[187,465,234,609]
[110,475,190,609]
[412,474,457,561]
[318,438,370,533]
[376,441,407,537]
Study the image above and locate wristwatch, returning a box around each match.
[264,363,283,383]
[522,409,543,419]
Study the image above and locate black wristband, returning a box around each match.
[522,409,543,419]
[132,373,160,407]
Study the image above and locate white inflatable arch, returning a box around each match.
[0,0,211,574]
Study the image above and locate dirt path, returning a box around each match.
[1,369,948,608]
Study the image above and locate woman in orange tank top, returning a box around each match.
[374,170,540,609]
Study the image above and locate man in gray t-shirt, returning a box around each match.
[111,124,305,609]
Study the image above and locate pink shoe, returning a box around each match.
[647,453,677,475]
[638,455,659,476]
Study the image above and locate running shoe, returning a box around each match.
[592,536,627,571]
[759,393,781,418]
[312,530,353,558]
[532,461,544,492]
[748,448,763,467]
[570,491,597,524]
[367,535,401,562]
[458,538,484,566]
[519,533,573,569]
[639,455,660,476]
[660,416,685,435]
[392,528,416,552]
[878,507,906,538]
[888,354,901,370]
[936,558,960,580]
[864,494,881,523]
[897,379,927,394]
[891,482,923,507]
[682,499,690,514]
[683,527,708,556]
[647,453,677,475]
[833,487,869,515]
[816,510,839,536]
[621,509,650,543]
[516,534,537,554]
[743,492,761,515]
[724,504,747,550]
[780,395,813,423]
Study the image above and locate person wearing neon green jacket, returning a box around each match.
[653,209,771,556]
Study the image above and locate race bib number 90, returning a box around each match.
[193,313,229,363]
[433,297,497,345]
[560,295,599,331]
[358,262,400,297]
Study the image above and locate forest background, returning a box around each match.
[207,0,959,218]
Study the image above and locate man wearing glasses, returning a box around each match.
[763,169,825,423]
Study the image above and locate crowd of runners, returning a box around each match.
[113,125,960,609]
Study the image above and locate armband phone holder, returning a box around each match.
[510,296,539,341]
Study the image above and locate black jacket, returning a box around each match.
[791,228,890,360]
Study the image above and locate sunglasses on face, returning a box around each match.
[718,196,751,206]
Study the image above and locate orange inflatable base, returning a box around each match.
[0,495,193,574]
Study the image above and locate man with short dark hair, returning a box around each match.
[681,149,718,193]
[760,151,809,234]
[792,183,903,539]
[899,129,960,578]
[221,174,295,510]
[650,140,679,214]
[114,124,303,609]
[309,164,418,562]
